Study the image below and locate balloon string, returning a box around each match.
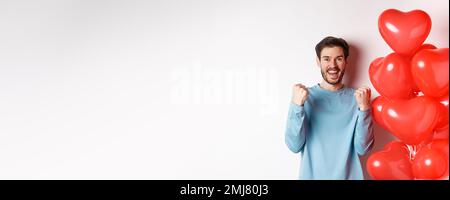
[406,144,418,161]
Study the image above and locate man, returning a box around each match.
[285,36,374,180]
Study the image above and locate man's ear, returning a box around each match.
[316,57,320,68]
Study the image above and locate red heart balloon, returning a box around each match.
[367,141,414,180]
[435,94,449,131]
[378,9,431,55]
[410,44,438,93]
[430,139,449,179]
[382,96,440,144]
[412,146,447,179]
[372,96,390,130]
[411,48,449,98]
[369,53,416,99]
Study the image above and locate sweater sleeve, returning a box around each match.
[353,109,374,156]
[285,102,308,153]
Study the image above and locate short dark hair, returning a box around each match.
[315,36,349,59]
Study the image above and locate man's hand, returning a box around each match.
[292,84,309,106]
[354,86,371,111]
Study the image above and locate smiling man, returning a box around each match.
[285,36,374,180]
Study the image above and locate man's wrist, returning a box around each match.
[358,105,370,111]
[292,101,304,107]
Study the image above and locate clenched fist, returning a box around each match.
[292,84,309,106]
[354,86,371,111]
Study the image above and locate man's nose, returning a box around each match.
[331,60,338,67]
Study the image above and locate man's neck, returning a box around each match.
[319,80,344,91]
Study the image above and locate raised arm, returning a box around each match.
[285,84,309,153]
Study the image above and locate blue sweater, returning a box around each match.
[285,84,374,180]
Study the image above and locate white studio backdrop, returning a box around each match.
[0,0,448,179]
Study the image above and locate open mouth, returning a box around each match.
[327,70,339,79]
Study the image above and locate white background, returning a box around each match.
[0,0,448,179]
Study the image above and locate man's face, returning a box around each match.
[316,46,347,85]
